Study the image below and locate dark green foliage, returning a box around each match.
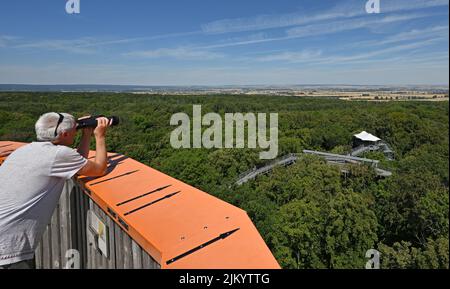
[378,237,449,269]
[0,92,448,269]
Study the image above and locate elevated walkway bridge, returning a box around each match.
[235,150,392,186]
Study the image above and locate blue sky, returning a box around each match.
[0,0,448,85]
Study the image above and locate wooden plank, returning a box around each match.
[42,225,51,269]
[79,186,87,268]
[105,208,116,269]
[142,251,153,269]
[88,199,97,269]
[50,203,61,268]
[93,204,102,269]
[86,204,92,269]
[72,182,82,267]
[98,206,112,269]
[77,185,88,269]
[94,204,107,269]
[155,260,161,269]
[69,181,78,257]
[143,251,160,269]
[34,239,43,269]
[114,222,124,269]
[59,184,68,269]
[131,240,143,269]
[86,217,94,269]
[101,206,110,269]
[122,232,133,269]
[91,203,99,269]
[80,190,89,268]
[59,181,72,269]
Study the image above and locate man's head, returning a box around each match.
[35,112,77,145]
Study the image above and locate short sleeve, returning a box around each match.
[50,146,88,179]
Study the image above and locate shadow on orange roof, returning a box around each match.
[0,141,280,269]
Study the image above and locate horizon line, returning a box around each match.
[0,83,449,88]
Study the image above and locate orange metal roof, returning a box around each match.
[0,141,280,269]
[0,141,26,165]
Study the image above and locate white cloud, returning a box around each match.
[255,50,323,63]
[286,13,435,38]
[123,47,224,60]
[336,25,449,53]
[201,0,448,34]
[194,12,438,51]
[200,32,270,49]
[78,31,203,47]
[0,35,20,48]
[9,35,201,54]
[201,10,354,35]
[383,0,449,12]
[312,37,448,65]
[14,38,98,54]
[248,35,447,66]
[378,25,449,45]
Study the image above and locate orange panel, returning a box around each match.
[0,141,26,165]
[0,141,280,269]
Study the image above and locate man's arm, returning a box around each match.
[77,130,92,159]
[78,117,110,177]
[77,116,93,158]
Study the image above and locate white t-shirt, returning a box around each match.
[0,142,87,265]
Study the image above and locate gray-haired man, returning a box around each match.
[0,113,112,269]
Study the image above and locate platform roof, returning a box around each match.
[353,131,381,142]
[0,141,280,269]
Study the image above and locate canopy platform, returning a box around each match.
[351,131,395,160]
[353,131,381,142]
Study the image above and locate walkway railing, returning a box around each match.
[236,153,298,186]
[235,149,393,186]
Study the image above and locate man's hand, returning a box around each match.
[78,115,94,136]
[94,117,112,139]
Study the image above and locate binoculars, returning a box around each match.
[76,115,120,129]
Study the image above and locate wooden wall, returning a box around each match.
[34,179,160,269]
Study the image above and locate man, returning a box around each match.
[0,112,112,269]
